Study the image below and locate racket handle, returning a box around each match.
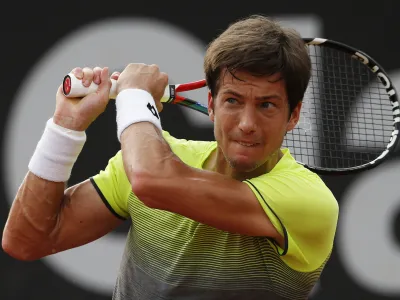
[62,73,173,102]
[63,73,118,99]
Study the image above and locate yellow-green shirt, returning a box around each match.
[91,131,339,300]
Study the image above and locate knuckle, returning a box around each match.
[110,72,120,80]
[93,67,102,83]
[72,67,83,78]
[160,72,169,85]
[150,64,160,72]
[128,62,140,69]
[82,67,94,86]
[82,67,94,78]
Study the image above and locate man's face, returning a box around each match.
[208,70,301,172]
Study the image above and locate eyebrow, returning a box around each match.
[222,89,282,101]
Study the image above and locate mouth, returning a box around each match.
[236,141,260,147]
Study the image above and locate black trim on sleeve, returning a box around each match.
[245,179,289,256]
[90,177,127,221]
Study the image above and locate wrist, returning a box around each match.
[28,118,87,182]
[116,89,162,141]
[53,115,88,132]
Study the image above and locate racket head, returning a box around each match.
[281,38,400,175]
[159,39,399,175]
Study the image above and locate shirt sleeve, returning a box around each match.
[90,131,213,220]
[244,170,339,272]
[161,131,215,167]
[90,150,131,220]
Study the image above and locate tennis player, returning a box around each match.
[3,15,339,300]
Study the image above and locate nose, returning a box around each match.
[238,105,257,134]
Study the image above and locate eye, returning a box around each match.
[261,102,274,109]
[226,98,238,104]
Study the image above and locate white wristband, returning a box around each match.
[116,89,162,141]
[28,118,87,182]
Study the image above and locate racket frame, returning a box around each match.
[299,38,400,175]
[166,38,400,175]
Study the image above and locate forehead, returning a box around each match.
[218,69,287,98]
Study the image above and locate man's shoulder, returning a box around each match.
[100,131,216,176]
[162,131,216,166]
[262,148,325,181]
[162,131,215,147]
[249,148,337,203]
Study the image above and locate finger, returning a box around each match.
[149,64,160,74]
[160,72,169,87]
[149,64,159,70]
[98,67,111,96]
[56,84,64,97]
[82,67,94,87]
[93,67,102,85]
[71,67,83,79]
[110,71,120,80]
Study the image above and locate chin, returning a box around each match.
[228,157,260,172]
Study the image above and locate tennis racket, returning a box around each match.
[62,37,400,175]
[63,73,209,115]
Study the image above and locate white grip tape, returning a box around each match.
[116,89,162,141]
[64,73,172,101]
[28,118,87,182]
[64,73,118,99]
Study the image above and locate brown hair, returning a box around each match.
[204,15,311,114]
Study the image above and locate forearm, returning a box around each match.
[116,87,178,184]
[120,122,177,183]
[3,172,66,259]
[2,118,86,260]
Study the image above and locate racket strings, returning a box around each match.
[283,44,394,169]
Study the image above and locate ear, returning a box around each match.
[286,101,302,132]
[208,91,215,122]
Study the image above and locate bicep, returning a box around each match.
[139,167,281,240]
[51,179,125,254]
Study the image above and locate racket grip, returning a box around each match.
[63,73,173,102]
[63,73,118,99]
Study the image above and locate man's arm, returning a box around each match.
[2,173,123,261]
[120,122,282,242]
[2,66,125,261]
[121,120,339,271]
[115,63,281,242]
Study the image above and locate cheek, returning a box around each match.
[262,119,288,143]
[213,116,223,142]
[214,113,233,137]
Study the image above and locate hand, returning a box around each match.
[53,67,117,131]
[116,63,168,112]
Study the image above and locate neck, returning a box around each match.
[203,147,283,181]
